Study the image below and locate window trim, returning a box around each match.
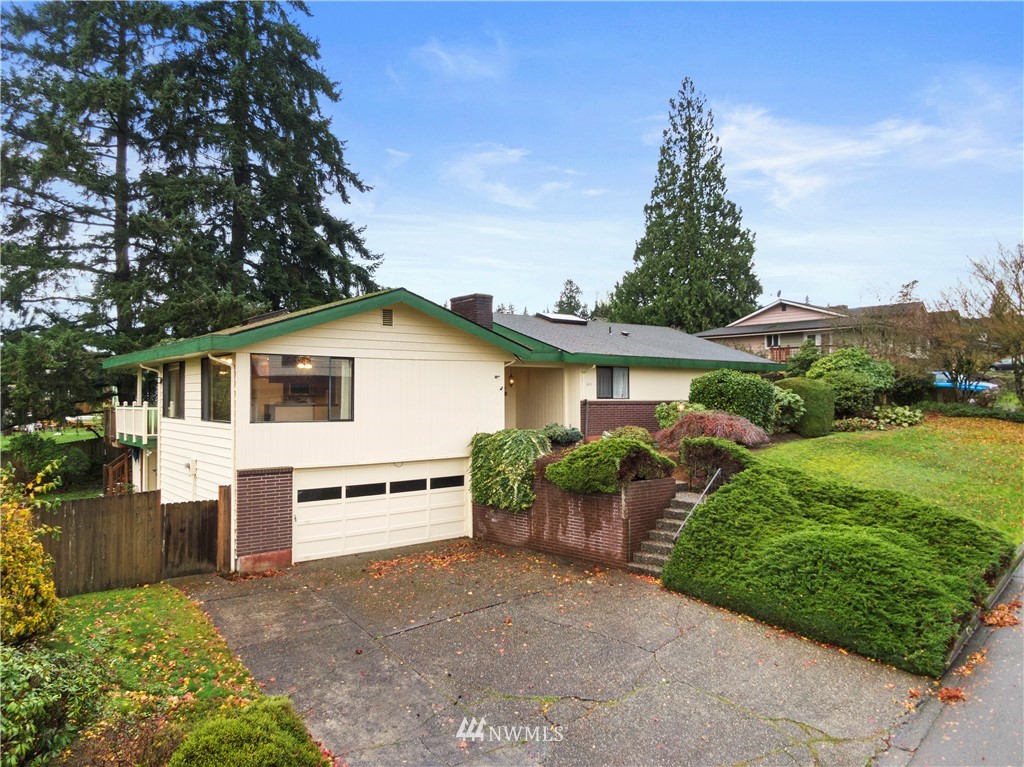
[201,357,232,423]
[765,334,781,349]
[596,366,630,399]
[162,361,185,419]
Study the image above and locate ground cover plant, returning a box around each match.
[662,454,1016,676]
[760,416,1024,543]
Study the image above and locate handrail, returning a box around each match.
[674,467,722,542]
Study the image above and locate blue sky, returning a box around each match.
[303,1,1023,318]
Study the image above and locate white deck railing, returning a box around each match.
[113,403,159,446]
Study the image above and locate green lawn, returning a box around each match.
[37,584,321,763]
[1,426,102,451]
[760,416,1024,543]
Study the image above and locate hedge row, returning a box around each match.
[774,378,834,437]
[662,460,1015,676]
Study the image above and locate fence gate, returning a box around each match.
[162,499,219,579]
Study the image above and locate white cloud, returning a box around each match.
[384,148,411,170]
[411,36,510,81]
[582,188,607,197]
[444,144,575,209]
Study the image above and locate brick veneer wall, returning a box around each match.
[580,399,663,435]
[236,467,293,565]
[473,476,677,568]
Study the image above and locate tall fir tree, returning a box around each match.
[554,278,585,317]
[607,78,761,333]
[2,1,170,350]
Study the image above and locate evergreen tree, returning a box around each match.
[2,1,170,349]
[554,279,585,317]
[608,78,761,333]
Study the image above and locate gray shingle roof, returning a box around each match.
[493,314,778,367]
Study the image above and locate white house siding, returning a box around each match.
[233,303,509,472]
[158,357,234,503]
[579,366,699,403]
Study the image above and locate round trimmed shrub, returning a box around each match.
[772,385,806,433]
[169,697,325,767]
[822,369,875,417]
[774,378,834,437]
[688,369,776,431]
[544,438,675,494]
[806,347,895,394]
[542,423,583,447]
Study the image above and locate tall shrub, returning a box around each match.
[469,430,550,512]
[688,369,776,431]
[774,378,834,437]
[807,347,895,394]
[1,465,59,644]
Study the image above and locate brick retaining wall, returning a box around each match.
[473,476,677,568]
[580,399,663,435]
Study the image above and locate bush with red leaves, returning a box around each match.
[653,410,770,450]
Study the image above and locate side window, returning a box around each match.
[162,361,185,418]
[596,366,629,399]
[765,334,781,348]
[201,358,232,422]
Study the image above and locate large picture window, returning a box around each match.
[162,361,185,418]
[250,354,353,422]
[201,358,232,422]
[596,366,629,399]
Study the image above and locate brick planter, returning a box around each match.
[473,476,677,568]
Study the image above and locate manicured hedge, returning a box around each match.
[544,438,675,494]
[918,401,1024,424]
[688,369,776,431]
[774,378,834,437]
[661,461,1015,676]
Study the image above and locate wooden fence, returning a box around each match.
[38,487,231,597]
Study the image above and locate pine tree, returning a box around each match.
[608,78,761,333]
[554,279,585,317]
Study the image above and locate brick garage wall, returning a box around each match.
[473,476,676,568]
[580,400,663,435]
[236,467,293,566]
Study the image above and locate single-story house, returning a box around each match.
[696,298,928,363]
[102,289,778,571]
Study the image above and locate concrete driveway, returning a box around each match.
[176,539,920,767]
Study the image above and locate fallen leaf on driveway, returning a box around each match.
[937,686,968,704]
[981,599,1021,628]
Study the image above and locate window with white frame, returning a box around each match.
[250,354,353,422]
[596,366,629,399]
[201,358,232,422]
[765,334,781,348]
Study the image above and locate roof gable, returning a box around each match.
[725,299,847,328]
[103,289,533,369]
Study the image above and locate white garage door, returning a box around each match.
[293,458,469,562]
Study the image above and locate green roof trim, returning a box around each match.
[103,288,533,369]
[560,352,781,372]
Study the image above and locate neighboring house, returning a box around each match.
[102,289,777,571]
[696,298,928,363]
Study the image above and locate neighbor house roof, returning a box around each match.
[492,314,780,371]
[725,298,846,327]
[102,288,534,370]
[697,301,928,340]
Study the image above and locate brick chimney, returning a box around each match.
[449,293,494,330]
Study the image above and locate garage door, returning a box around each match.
[293,459,469,562]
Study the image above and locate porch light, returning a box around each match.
[508,374,515,387]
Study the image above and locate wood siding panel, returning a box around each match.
[731,304,835,326]
[579,366,699,403]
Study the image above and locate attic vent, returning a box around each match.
[382,308,394,327]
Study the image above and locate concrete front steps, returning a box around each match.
[628,483,703,578]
